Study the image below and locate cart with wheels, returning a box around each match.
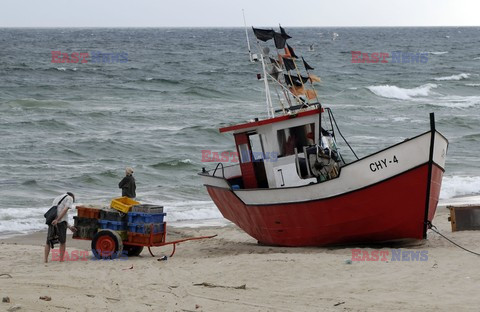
[76,222,216,259]
[73,204,216,259]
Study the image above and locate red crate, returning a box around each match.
[76,206,100,219]
[127,232,165,245]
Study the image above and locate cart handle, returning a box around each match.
[148,234,218,257]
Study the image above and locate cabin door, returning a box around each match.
[234,132,257,189]
[234,132,270,189]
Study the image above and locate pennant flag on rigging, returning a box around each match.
[302,57,314,70]
[282,57,296,71]
[252,27,274,42]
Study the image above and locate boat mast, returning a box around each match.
[242,10,254,63]
[259,48,275,118]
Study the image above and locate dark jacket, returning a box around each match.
[119,175,136,198]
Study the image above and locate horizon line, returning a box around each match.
[1,25,479,29]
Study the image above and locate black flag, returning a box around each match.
[273,32,286,49]
[252,27,274,42]
[302,57,314,70]
[287,44,298,59]
[284,74,295,86]
[299,75,310,83]
[282,57,296,71]
[279,26,292,39]
[284,74,305,86]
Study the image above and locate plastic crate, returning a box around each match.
[98,219,127,231]
[127,222,165,234]
[73,216,98,227]
[127,212,166,224]
[76,206,100,219]
[73,226,98,240]
[127,232,165,245]
[97,229,127,241]
[110,197,140,214]
[99,208,128,222]
[131,204,164,214]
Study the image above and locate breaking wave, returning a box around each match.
[434,73,470,81]
[430,95,480,108]
[440,176,480,199]
[366,83,437,100]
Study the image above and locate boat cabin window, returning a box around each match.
[238,143,251,163]
[277,123,315,157]
[249,134,265,161]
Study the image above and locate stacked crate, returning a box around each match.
[97,208,128,240]
[110,197,140,214]
[73,206,100,239]
[127,205,166,244]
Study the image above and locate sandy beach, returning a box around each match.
[0,207,479,312]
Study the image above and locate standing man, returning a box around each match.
[119,167,136,199]
[44,192,77,263]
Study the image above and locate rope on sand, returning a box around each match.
[427,222,480,256]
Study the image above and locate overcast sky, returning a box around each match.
[1,0,479,27]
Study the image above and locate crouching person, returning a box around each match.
[44,192,77,263]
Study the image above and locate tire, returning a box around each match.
[123,245,144,257]
[91,230,124,259]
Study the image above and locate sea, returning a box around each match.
[1,27,479,237]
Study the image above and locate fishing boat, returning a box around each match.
[199,26,449,247]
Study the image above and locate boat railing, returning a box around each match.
[205,163,242,179]
[212,162,225,178]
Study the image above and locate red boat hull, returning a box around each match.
[206,163,444,246]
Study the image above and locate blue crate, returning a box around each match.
[98,219,127,231]
[127,222,165,234]
[127,212,166,224]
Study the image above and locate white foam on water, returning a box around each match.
[434,73,470,81]
[440,176,480,200]
[392,116,409,122]
[0,207,75,238]
[431,95,480,108]
[428,51,448,55]
[163,200,222,221]
[466,83,480,87]
[367,83,438,100]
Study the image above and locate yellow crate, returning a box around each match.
[110,197,140,213]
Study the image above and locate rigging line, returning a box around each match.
[255,40,274,118]
[327,108,359,160]
[269,73,286,114]
[326,109,346,164]
[265,72,307,106]
[274,50,293,107]
[287,48,312,108]
[427,222,480,256]
[269,50,293,108]
[330,89,347,98]
[300,56,321,105]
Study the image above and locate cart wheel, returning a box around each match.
[123,245,144,257]
[91,230,123,259]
